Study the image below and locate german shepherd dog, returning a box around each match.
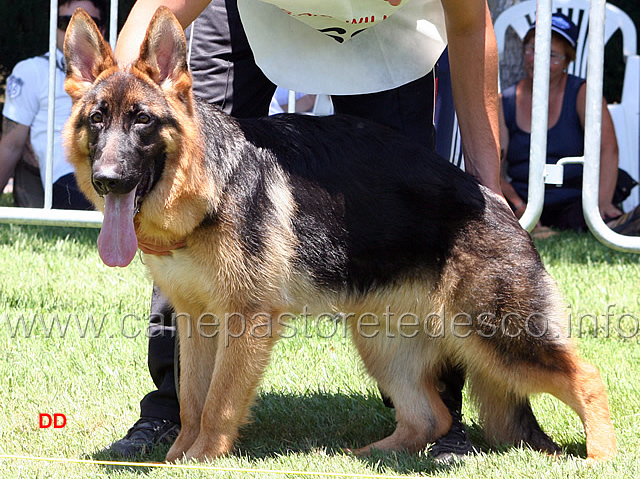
[63,8,616,463]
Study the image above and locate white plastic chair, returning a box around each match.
[494,0,640,211]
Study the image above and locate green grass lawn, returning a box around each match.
[1,202,639,478]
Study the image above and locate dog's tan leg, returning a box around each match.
[180,311,279,462]
[165,312,219,463]
[349,328,450,454]
[353,375,451,455]
[473,351,616,461]
[470,377,560,454]
[545,357,616,461]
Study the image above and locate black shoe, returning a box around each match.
[427,412,478,464]
[105,417,180,458]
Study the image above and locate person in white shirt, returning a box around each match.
[0,0,107,209]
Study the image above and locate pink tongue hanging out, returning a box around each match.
[98,190,139,267]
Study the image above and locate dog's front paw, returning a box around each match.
[343,445,379,457]
[165,430,198,463]
[165,443,190,463]
[181,435,234,462]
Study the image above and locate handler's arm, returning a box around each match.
[441,0,502,196]
[115,0,210,65]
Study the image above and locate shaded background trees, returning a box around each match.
[0,0,135,97]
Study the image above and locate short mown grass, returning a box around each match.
[1,199,639,478]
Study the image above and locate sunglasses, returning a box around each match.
[57,15,103,31]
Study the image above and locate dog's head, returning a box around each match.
[63,7,197,267]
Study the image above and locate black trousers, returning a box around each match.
[139,0,463,422]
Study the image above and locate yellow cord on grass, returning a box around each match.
[0,453,439,478]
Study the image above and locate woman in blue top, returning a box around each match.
[500,13,622,231]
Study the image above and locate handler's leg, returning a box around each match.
[105,286,181,457]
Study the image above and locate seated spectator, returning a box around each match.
[499,13,639,234]
[0,0,107,210]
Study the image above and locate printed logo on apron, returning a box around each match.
[259,0,407,43]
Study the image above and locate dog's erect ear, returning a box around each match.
[134,7,190,89]
[64,8,116,101]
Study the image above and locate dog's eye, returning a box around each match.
[136,113,151,124]
[90,112,103,123]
